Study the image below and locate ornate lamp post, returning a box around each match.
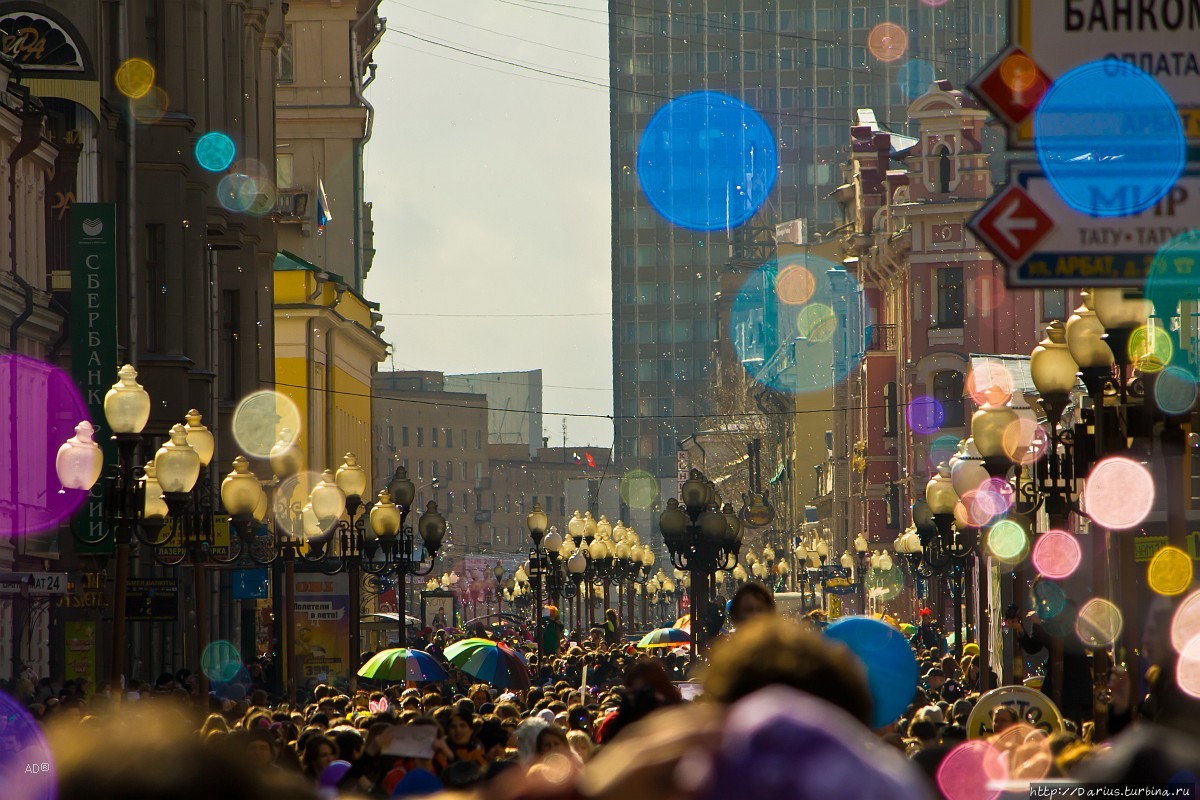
[658,469,743,655]
[853,534,869,613]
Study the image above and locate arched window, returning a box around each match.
[937,147,952,193]
[933,371,965,427]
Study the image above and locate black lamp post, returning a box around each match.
[658,469,743,656]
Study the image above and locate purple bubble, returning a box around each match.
[0,354,91,536]
[0,688,55,799]
[907,395,945,435]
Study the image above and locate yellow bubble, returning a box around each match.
[1148,546,1194,596]
[115,58,156,99]
[1128,323,1172,373]
[795,303,835,341]
[1075,598,1123,647]
[232,390,302,459]
[775,264,816,305]
[986,519,1029,565]
[131,85,169,125]
[619,469,659,510]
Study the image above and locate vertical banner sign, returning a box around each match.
[293,572,350,686]
[64,621,96,697]
[70,204,117,555]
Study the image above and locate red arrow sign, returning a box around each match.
[970,46,1051,129]
[970,185,1055,267]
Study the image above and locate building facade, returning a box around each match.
[610,1,1005,485]
[443,370,544,458]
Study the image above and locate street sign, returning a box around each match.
[126,578,178,621]
[971,0,1200,146]
[969,162,1200,286]
[0,572,67,595]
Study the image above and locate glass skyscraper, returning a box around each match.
[610,0,1005,478]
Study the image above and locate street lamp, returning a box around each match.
[658,469,743,654]
[853,533,869,612]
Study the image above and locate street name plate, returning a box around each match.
[0,572,68,595]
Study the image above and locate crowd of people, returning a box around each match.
[7,583,1200,800]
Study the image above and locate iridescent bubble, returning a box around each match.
[637,91,778,231]
[775,263,817,305]
[898,59,937,100]
[1170,589,1200,653]
[969,273,1007,313]
[867,565,905,602]
[217,173,257,213]
[275,470,325,538]
[920,0,951,6]
[1032,579,1068,620]
[0,689,54,800]
[1081,456,1154,530]
[929,435,961,470]
[1075,598,1123,647]
[232,389,302,458]
[992,723,1053,783]
[967,360,1014,406]
[1000,54,1044,93]
[1154,365,1197,415]
[1032,530,1082,580]
[0,354,91,536]
[907,396,945,435]
[1002,418,1049,465]
[987,519,1029,565]
[1146,229,1200,319]
[1035,59,1185,217]
[795,303,836,342]
[201,640,243,683]
[195,132,237,172]
[936,739,1008,800]
[619,469,659,511]
[1178,634,1200,699]
[131,85,169,124]
[1147,546,1193,597]
[729,254,863,396]
[1128,323,1173,373]
[115,58,155,99]
[957,489,1003,528]
[868,23,908,63]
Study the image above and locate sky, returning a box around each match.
[363,0,614,449]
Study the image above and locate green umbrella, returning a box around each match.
[357,648,448,682]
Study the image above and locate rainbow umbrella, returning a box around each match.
[443,638,530,689]
[637,627,691,649]
[357,648,448,682]
[674,614,692,633]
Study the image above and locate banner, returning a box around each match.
[293,572,350,685]
[126,578,177,621]
[63,621,95,696]
[69,203,117,555]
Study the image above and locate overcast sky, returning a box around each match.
[363,0,614,449]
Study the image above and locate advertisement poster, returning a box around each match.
[293,573,349,685]
[63,621,95,696]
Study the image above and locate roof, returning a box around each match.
[969,353,1087,396]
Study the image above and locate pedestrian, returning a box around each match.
[728,582,776,627]
[603,609,622,645]
[542,605,565,658]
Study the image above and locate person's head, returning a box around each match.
[605,609,617,623]
[623,658,682,704]
[907,719,938,745]
[447,710,475,745]
[566,702,591,732]
[200,713,229,737]
[702,617,873,726]
[332,728,363,762]
[991,705,1018,733]
[441,759,484,790]
[566,729,593,762]
[245,728,278,770]
[924,668,946,690]
[535,725,570,758]
[729,583,776,626]
[301,734,337,778]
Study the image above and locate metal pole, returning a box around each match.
[195,559,210,699]
[349,556,360,691]
[285,554,296,704]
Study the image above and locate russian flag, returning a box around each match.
[317,178,332,231]
[572,452,581,464]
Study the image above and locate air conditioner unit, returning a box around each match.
[275,190,309,219]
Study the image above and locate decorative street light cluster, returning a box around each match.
[658,469,744,653]
[57,365,449,701]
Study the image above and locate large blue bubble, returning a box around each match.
[0,689,54,799]
[729,253,864,395]
[825,616,919,728]
[898,59,937,100]
[194,132,236,172]
[637,91,778,231]
[1035,59,1184,217]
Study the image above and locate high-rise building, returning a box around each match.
[443,370,544,458]
[610,1,1005,479]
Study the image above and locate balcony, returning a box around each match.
[865,324,897,353]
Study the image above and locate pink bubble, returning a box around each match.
[969,273,1007,312]
[1002,418,1049,466]
[1032,530,1082,579]
[868,23,909,63]
[0,354,91,536]
[921,0,951,5]
[1171,589,1200,653]
[1081,457,1155,529]
[1178,634,1200,699]
[937,740,1008,800]
[967,361,1014,406]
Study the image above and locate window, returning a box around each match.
[505,495,512,512]
[402,426,409,447]
[559,496,565,516]
[475,430,482,449]
[446,461,452,480]
[432,461,439,478]
[937,147,952,193]
[276,154,294,190]
[461,462,467,480]
[417,460,424,479]
[884,383,898,437]
[474,462,482,480]
[417,428,424,447]
[933,372,966,428]
[460,429,466,448]
[220,290,240,401]
[432,427,438,448]
[935,267,964,327]
[278,24,294,83]
[1042,289,1068,321]
[444,428,452,450]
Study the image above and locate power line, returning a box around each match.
[380,311,609,318]
[379,39,605,93]
[392,1,608,62]
[270,378,890,422]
